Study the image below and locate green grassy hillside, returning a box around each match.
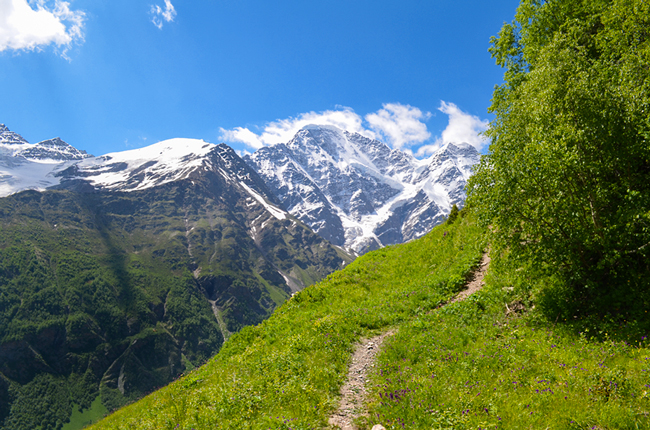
[90,212,650,429]
[88,210,486,429]
[362,254,650,429]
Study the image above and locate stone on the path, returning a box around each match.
[371,425,386,430]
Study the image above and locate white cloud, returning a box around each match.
[416,101,489,156]
[220,127,265,150]
[150,0,176,29]
[0,0,85,56]
[365,103,431,149]
[220,107,376,148]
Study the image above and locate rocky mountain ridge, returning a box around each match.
[0,124,90,162]
[1,124,480,255]
[0,124,92,197]
[245,124,480,254]
[0,127,291,228]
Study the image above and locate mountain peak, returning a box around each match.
[53,138,217,192]
[447,141,475,150]
[102,138,214,161]
[0,123,29,146]
[246,127,480,254]
[301,124,343,133]
[428,141,479,168]
[39,137,68,147]
[0,124,91,162]
[439,141,479,155]
[19,137,92,162]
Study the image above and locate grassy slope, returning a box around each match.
[89,214,486,429]
[363,255,650,429]
[90,214,650,429]
[62,398,107,430]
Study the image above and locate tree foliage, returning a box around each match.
[446,204,460,225]
[468,0,650,309]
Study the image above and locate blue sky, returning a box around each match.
[0,0,519,157]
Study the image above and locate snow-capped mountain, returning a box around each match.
[0,122,351,318]
[0,124,90,161]
[53,138,295,222]
[55,138,233,191]
[245,124,479,254]
[1,122,480,256]
[0,124,92,197]
[0,125,299,248]
[0,121,351,306]
[0,124,28,146]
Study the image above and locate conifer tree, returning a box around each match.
[446,204,459,225]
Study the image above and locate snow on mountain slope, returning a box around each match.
[17,137,91,162]
[0,124,92,197]
[55,139,288,222]
[1,122,477,255]
[0,124,90,162]
[0,124,291,224]
[0,158,64,198]
[245,125,480,254]
[0,124,29,147]
[57,138,217,192]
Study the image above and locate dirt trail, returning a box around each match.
[328,252,490,430]
[327,330,396,430]
[451,252,490,303]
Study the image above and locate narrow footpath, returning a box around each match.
[327,329,396,430]
[328,252,491,430]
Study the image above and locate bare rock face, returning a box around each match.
[17,137,90,161]
[245,124,480,254]
[0,124,91,162]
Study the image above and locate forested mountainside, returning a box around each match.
[0,144,350,430]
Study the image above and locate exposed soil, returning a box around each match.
[451,252,491,303]
[327,329,396,430]
[328,252,490,430]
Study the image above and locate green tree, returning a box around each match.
[468,0,650,310]
[446,204,460,225]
